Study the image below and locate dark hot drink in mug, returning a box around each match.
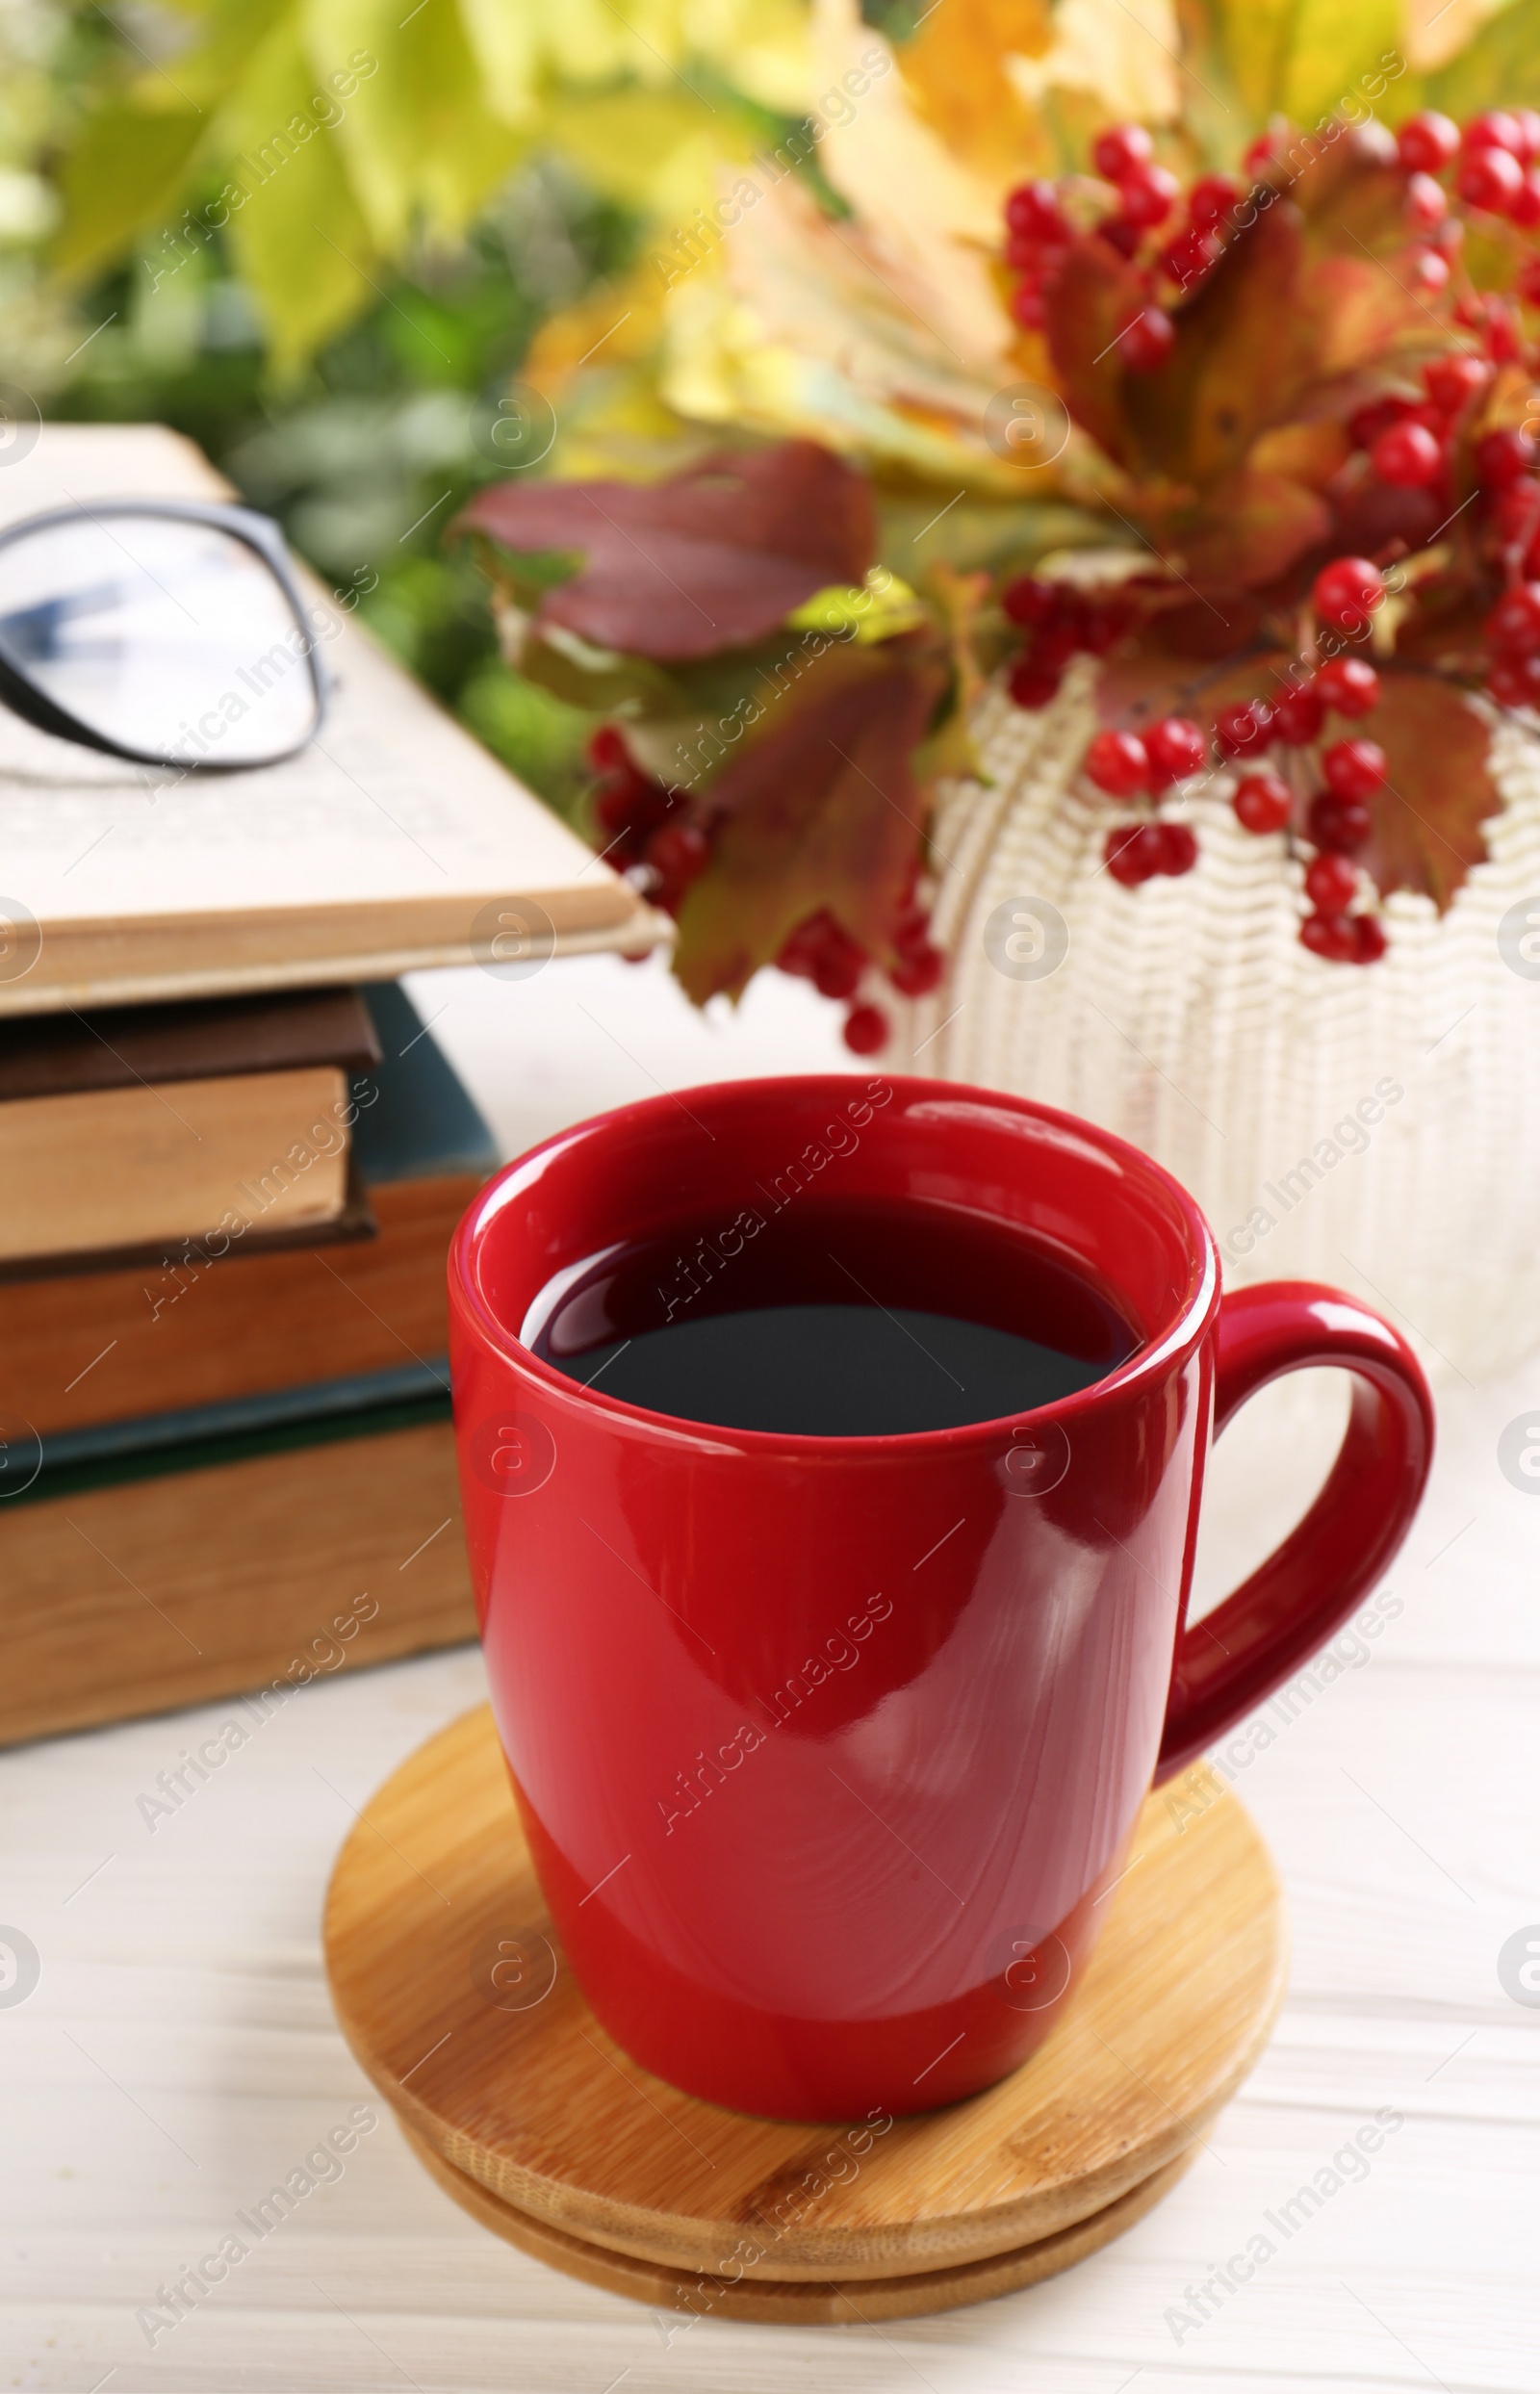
[450,1075,1432,2120]
[526,1194,1140,1435]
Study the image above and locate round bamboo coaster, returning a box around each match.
[324,1709,1284,2318]
[402,2124,1198,2323]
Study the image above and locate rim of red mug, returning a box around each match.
[449,1073,1224,1456]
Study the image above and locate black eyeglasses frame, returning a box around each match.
[0,498,326,773]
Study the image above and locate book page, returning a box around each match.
[0,425,655,1007]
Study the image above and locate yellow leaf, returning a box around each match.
[889,0,1055,183]
[1403,0,1506,75]
[469,0,812,105]
[786,570,928,640]
[660,147,1024,485]
[524,262,672,399]
[456,0,541,124]
[51,0,286,278]
[1005,0,1181,137]
[1424,0,1540,111]
[810,3,1006,292]
[542,89,738,212]
[697,0,815,115]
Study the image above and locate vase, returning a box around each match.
[884,656,1540,1384]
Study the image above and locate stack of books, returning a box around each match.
[0,982,496,1743]
[0,425,657,1743]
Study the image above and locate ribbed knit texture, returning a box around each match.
[885,659,1540,1382]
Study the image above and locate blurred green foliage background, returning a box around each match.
[0,0,800,818]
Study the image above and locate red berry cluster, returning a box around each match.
[1385,110,1540,368]
[1076,558,1393,959]
[1085,717,1205,884]
[1347,351,1487,494]
[775,868,943,1055]
[1003,122,1243,369]
[1401,108,1540,229]
[1001,107,1540,385]
[1001,575,1136,709]
[1219,566,1390,963]
[588,727,709,917]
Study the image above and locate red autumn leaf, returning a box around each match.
[673,638,947,1003]
[1139,465,1332,596]
[1361,670,1502,912]
[1092,640,1289,729]
[453,441,875,662]
[1042,232,1149,467]
[1125,204,1305,488]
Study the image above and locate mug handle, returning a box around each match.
[1155,1281,1434,1783]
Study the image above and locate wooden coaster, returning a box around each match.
[402,2124,1199,2323]
[324,1708,1285,2316]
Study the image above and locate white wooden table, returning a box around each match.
[6,951,1539,2393]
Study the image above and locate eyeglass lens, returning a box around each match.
[0,511,321,767]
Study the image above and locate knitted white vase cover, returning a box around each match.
[884,657,1540,1384]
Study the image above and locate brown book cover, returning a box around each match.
[0,986,381,1101]
[0,1171,477,1436]
[0,981,496,1433]
[0,988,383,1275]
[0,1414,475,1746]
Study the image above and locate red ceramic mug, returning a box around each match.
[449,1073,1432,2122]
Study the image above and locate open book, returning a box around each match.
[0,424,659,1014]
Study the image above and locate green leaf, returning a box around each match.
[1425,0,1540,119]
[308,0,524,250]
[52,104,209,281]
[1175,0,1402,142]
[785,573,927,643]
[515,627,688,717]
[456,662,591,817]
[218,20,382,371]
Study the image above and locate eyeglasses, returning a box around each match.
[0,500,325,772]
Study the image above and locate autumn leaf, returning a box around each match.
[1042,233,1150,467]
[1092,638,1288,731]
[917,559,993,778]
[1362,672,1502,912]
[672,637,946,1002]
[1177,0,1401,136]
[1125,205,1305,487]
[1139,465,1331,594]
[453,442,875,662]
[1425,0,1540,119]
[890,0,1056,184]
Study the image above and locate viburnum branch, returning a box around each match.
[456,97,1540,1029]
